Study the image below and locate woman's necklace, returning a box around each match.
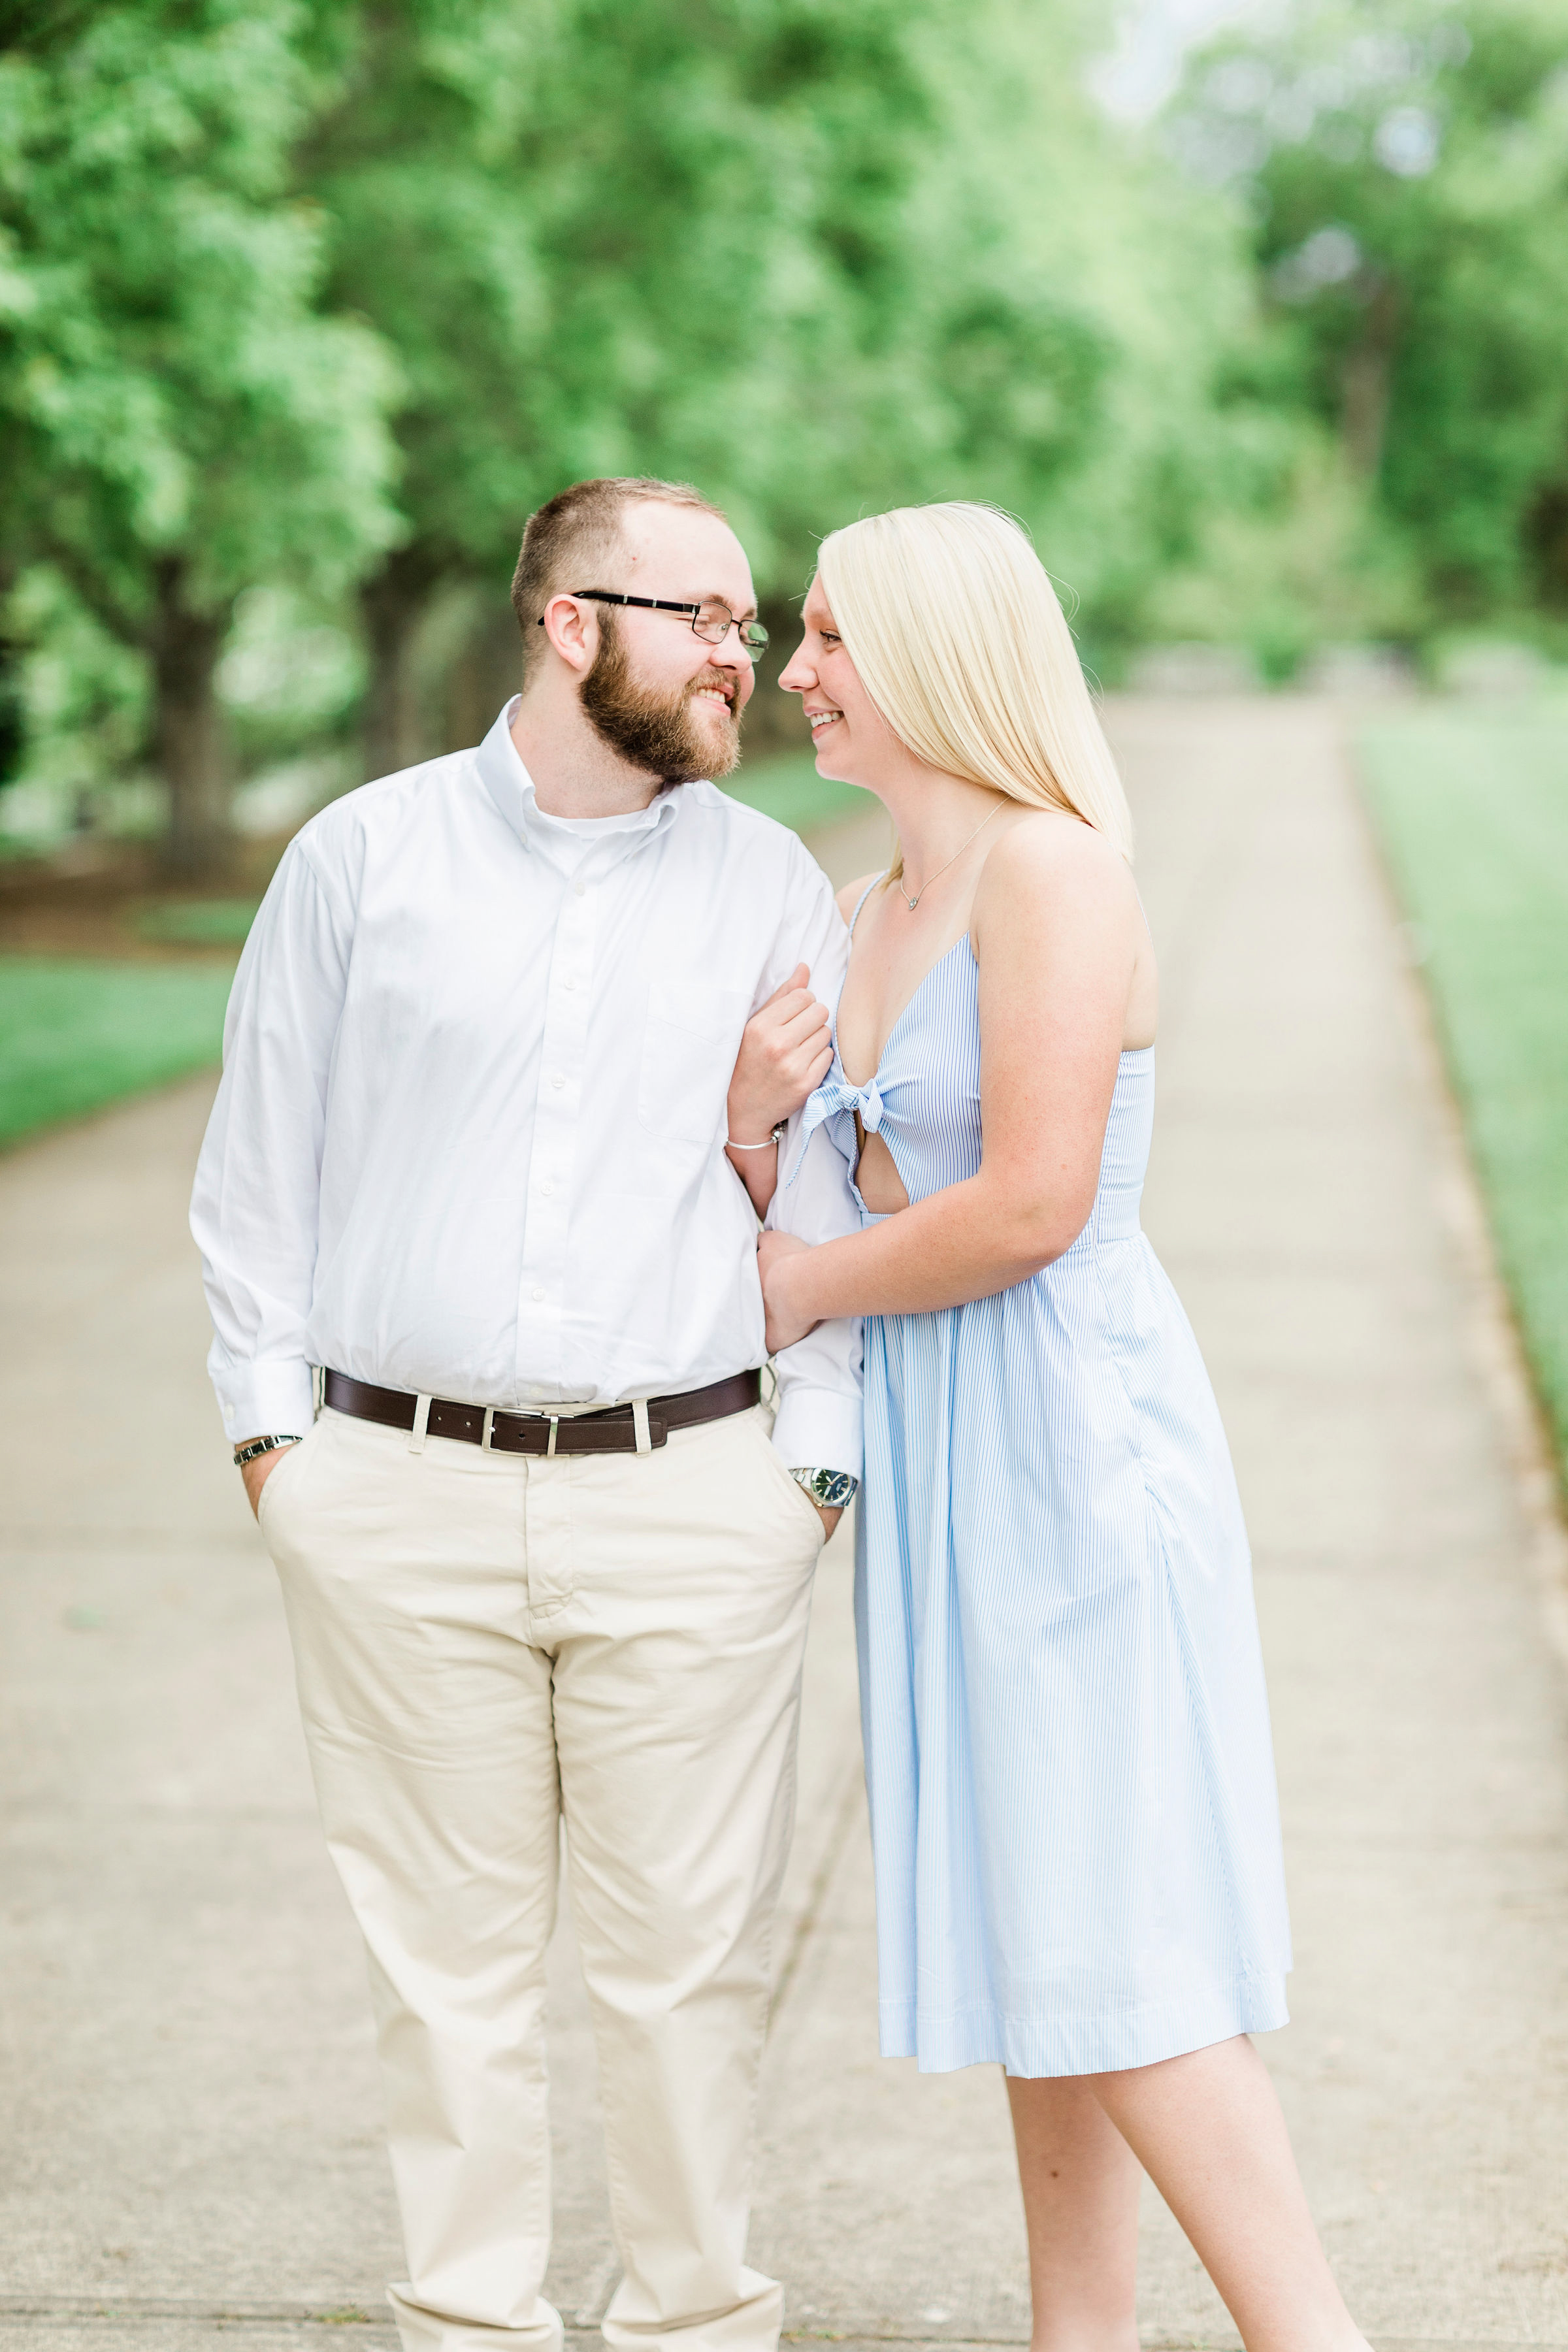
[898,802,1005,912]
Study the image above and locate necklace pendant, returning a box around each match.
[894,801,1004,919]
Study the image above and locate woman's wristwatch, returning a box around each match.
[789,1467,858,1509]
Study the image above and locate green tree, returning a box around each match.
[308,0,1261,761]
[304,0,943,772]
[907,0,1264,657]
[0,0,399,870]
[1,0,1272,834]
[1167,0,1568,623]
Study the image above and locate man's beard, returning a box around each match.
[579,616,742,783]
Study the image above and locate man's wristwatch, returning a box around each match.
[233,1435,302,1468]
[789,1467,858,1510]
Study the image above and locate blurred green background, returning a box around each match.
[1,0,1565,870]
[1,0,1565,1478]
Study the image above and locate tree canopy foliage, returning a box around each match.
[0,0,400,865]
[1168,0,1568,630]
[1,0,1565,861]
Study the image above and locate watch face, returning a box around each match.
[794,1468,857,1509]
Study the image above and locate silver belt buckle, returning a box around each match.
[480,1405,561,1457]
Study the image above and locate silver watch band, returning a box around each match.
[233,1435,302,1468]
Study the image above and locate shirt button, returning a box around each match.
[574,881,586,898]
[562,977,576,992]
[531,1286,545,1303]
[551,1072,565,1089]
[539,1179,555,1197]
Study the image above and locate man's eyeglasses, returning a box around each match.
[540,590,769,655]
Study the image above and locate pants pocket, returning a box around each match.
[255,1423,319,1540]
[745,1414,827,1546]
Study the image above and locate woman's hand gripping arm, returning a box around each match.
[724,963,834,1217]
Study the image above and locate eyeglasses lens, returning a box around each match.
[692,606,769,654]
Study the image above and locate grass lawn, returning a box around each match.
[136,896,261,947]
[0,958,238,1147]
[1356,694,1568,1487]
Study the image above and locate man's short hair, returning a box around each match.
[511,477,729,672]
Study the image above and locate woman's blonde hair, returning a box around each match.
[814,501,1134,868]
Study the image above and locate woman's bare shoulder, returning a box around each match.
[976,810,1134,924]
[836,870,886,924]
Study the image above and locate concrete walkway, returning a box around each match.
[3,698,1566,2349]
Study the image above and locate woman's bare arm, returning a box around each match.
[759,821,1141,1341]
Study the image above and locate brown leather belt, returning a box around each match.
[322,1367,760,1456]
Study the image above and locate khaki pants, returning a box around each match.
[259,1402,825,2352]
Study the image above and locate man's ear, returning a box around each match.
[538,593,596,675]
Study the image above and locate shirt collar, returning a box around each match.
[476,697,697,862]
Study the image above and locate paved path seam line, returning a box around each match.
[1,2322,1561,2352]
[0,2299,384,2324]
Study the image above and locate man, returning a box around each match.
[191,476,862,2352]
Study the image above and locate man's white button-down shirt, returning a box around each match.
[191,701,862,1472]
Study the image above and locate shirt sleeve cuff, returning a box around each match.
[208,1351,317,1443]
[769,1380,862,1478]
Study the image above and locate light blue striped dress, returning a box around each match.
[792,890,1292,2076]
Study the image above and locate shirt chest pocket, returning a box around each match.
[637,976,751,1147]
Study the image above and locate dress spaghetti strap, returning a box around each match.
[849,875,885,938]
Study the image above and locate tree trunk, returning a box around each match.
[361,542,444,779]
[0,553,25,789]
[1342,276,1401,481]
[445,598,525,753]
[150,557,233,880]
[0,640,24,790]
[1525,478,1568,612]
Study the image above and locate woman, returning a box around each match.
[758,504,1369,2349]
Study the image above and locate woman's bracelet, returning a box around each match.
[727,1121,787,1151]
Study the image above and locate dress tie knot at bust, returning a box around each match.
[843,1076,886,1131]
